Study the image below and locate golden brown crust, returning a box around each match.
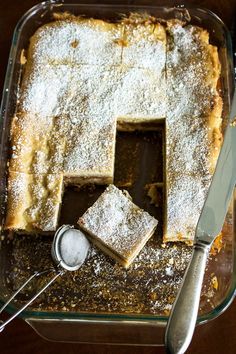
[5,172,63,232]
[9,113,54,174]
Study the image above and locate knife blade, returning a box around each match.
[165,91,236,354]
[196,96,236,244]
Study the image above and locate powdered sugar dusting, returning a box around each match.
[115,67,166,119]
[6,172,63,232]
[59,229,90,267]
[165,23,222,242]
[15,61,166,177]
[30,19,123,66]
[13,65,121,176]
[122,22,166,71]
[79,185,158,262]
[167,25,217,118]
[8,172,28,205]
[167,175,210,240]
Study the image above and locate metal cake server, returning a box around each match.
[165,91,236,354]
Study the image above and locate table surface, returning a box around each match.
[1,1,236,353]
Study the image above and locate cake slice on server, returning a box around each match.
[78,185,158,268]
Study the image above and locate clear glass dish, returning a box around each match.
[0,1,235,345]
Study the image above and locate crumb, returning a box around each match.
[145,183,162,207]
[210,234,223,256]
[211,275,218,291]
[20,49,27,65]
[71,40,79,48]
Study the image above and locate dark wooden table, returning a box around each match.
[1,1,236,353]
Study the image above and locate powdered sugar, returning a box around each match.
[8,171,28,204]
[167,175,209,241]
[115,66,166,119]
[122,22,166,70]
[5,172,63,232]
[79,185,158,262]
[59,228,90,267]
[164,23,222,242]
[13,20,166,181]
[30,19,123,66]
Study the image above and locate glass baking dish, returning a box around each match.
[0,1,235,345]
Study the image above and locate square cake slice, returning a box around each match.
[28,17,123,67]
[5,172,63,233]
[115,66,166,128]
[121,20,166,71]
[78,184,158,268]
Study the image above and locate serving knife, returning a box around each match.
[165,91,236,354]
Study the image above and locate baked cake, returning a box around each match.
[78,184,158,267]
[5,172,63,232]
[164,22,222,242]
[10,65,119,180]
[5,14,222,243]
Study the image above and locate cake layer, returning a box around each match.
[63,115,116,180]
[115,66,166,121]
[164,23,222,243]
[12,57,165,179]
[9,113,54,174]
[121,19,166,70]
[10,112,117,181]
[78,185,158,267]
[28,17,123,67]
[28,14,167,71]
[5,172,63,232]
[19,62,166,122]
[19,64,121,120]
[11,63,120,178]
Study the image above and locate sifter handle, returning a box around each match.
[0,268,63,332]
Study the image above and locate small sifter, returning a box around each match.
[0,225,90,332]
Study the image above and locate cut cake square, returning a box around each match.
[78,184,158,267]
[115,66,166,129]
[5,172,63,233]
[28,17,124,67]
[121,20,166,71]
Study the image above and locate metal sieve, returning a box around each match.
[0,225,90,332]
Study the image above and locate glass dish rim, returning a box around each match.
[0,0,235,325]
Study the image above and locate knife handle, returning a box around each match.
[165,242,210,354]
